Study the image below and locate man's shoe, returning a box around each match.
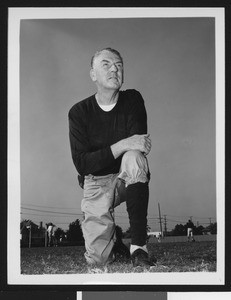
[131,248,157,267]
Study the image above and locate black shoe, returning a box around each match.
[131,249,157,267]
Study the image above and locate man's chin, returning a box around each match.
[106,83,122,90]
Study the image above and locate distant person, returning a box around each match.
[186,219,195,242]
[157,232,162,243]
[68,47,156,267]
[46,222,56,247]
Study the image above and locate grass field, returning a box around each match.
[21,240,216,274]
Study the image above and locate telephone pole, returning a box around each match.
[163,215,167,236]
[27,224,32,248]
[158,203,163,237]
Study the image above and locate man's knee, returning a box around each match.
[119,150,149,186]
[122,150,146,166]
[121,150,149,174]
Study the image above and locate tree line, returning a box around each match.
[20,219,84,247]
[20,218,217,247]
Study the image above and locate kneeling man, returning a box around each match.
[68,48,156,267]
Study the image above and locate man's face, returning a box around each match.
[90,50,124,91]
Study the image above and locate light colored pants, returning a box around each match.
[187,228,193,237]
[81,150,149,265]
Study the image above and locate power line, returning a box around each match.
[163,215,167,234]
[21,203,80,210]
[21,207,83,216]
[21,207,159,219]
[21,205,216,221]
[166,214,216,220]
[21,207,216,228]
[20,212,78,218]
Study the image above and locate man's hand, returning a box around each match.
[111,134,152,159]
[124,134,152,155]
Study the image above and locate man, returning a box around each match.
[46,222,56,247]
[186,219,195,242]
[68,47,156,267]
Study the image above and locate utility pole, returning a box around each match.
[163,215,167,236]
[45,227,47,247]
[158,203,163,237]
[27,224,31,248]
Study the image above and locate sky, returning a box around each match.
[19,16,217,232]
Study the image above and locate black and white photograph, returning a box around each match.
[7,7,225,286]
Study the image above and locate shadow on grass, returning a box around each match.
[21,241,216,274]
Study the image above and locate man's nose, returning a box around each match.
[110,63,118,71]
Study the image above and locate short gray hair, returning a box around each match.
[90,47,123,68]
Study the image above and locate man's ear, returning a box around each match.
[90,68,96,82]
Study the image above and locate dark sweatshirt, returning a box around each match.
[68,89,147,177]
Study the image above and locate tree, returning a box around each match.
[170,221,207,236]
[66,219,84,242]
[206,222,217,234]
[20,219,39,232]
[194,225,205,235]
[171,224,186,236]
[20,219,41,247]
[54,227,65,241]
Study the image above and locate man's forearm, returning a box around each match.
[110,134,152,159]
[110,140,127,159]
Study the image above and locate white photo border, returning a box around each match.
[7,7,225,286]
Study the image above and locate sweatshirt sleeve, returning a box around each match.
[127,90,148,136]
[68,105,115,176]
